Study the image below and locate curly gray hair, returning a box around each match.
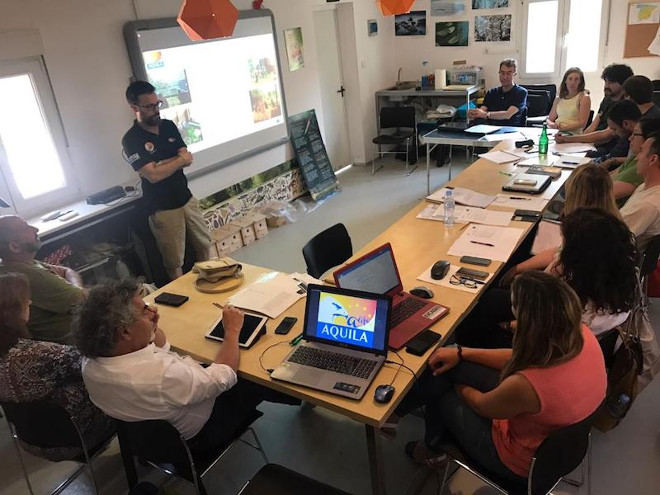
[74,279,140,358]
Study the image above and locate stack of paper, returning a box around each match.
[427,187,496,208]
[447,224,526,262]
[550,142,596,153]
[417,204,512,227]
[228,272,317,318]
[478,150,522,164]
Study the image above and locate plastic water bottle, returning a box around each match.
[606,393,631,419]
[444,190,455,227]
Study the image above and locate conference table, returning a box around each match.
[145,140,571,495]
[421,126,557,194]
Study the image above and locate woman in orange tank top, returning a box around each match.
[395,272,606,480]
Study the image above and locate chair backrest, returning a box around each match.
[584,110,595,130]
[302,223,353,279]
[522,83,557,104]
[640,235,660,278]
[598,327,620,370]
[115,419,197,484]
[380,106,415,130]
[525,91,552,118]
[1,400,83,449]
[529,414,592,494]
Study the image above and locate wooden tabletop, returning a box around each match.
[146,140,571,428]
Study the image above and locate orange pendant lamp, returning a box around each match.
[378,0,416,16]
[177,0,239,41]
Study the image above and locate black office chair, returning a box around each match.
[1,400,116,495]
[372,106,418,175]
[302,223,353,279]
[238,463,352,495]
[522,84,556,126]
[584,110,595,131]
[639,235,660,290]
[115,409,267,495]
[439,414,593,495]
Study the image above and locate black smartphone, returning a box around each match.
[459,255,491,267]
[274,316,298,335]
[154,292,189,307]
[456,267,489,280]
[514,209,541,218]
[405,330,441,356]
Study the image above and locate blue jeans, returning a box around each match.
[397,362,526,483]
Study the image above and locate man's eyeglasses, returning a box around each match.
[137,100,163,111]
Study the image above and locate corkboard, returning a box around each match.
[624,1,660,58]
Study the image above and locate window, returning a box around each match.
[521,0,608,79]
[0,57,77,216]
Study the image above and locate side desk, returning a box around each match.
[147,142,571,495]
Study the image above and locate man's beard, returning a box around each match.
[145,114,161,127]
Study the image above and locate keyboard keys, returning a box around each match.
[288,346,378,379]
[390,297,426,327]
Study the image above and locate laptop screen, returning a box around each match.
[334,244,400,295]
[304,284,390,355]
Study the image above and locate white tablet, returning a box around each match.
[205,311,267,348]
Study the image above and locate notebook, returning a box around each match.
[333,243,449,349]
[270,284,391,400]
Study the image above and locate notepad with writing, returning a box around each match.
[448,224,526,262]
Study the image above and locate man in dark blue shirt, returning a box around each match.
[122,81,211,281]
[468,59,527,126]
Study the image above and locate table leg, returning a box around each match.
[448,144,453,180]
[365,424,387,495]
[426,143,433,195]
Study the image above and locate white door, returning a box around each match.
[313,9,351,171]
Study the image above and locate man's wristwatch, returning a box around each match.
[486,111,491,119]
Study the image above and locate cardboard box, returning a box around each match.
[244,213,268,239]
[211,224,242,256]
[233,217,256,246]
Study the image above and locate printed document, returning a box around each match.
[417,204,512,227]
[448,224,525,262]
[478,150,522,164]
[492,194,549,212]
[427,187,495,208]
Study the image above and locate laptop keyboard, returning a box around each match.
[390,297,426,328]
[288,346,378,379]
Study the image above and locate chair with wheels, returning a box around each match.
[302,223,353,279]
[1,400,116,495]
[522,84,556,126]
[438,414,593,495]
[238,463,352,495]
[372,106,418,175]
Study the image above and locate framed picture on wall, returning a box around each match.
[395,11,427,36]
[368,19,378,37]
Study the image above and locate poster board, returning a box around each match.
[624,1,660,58]
[288,110,340,201]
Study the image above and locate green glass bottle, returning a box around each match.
[539,123,549,155]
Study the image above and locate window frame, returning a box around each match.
[519,0,610,83]
[0,56,79,217]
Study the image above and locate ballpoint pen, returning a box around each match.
[508,196,531,200]
[498,171,514,177]
[470,240,495,247]
[212,302,224,310]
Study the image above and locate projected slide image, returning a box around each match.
[249,88,282,124]
[162,104,203,146]
[248,57,278,84]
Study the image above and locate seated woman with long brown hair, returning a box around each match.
[0,273,114,461]
[397,272,606,480]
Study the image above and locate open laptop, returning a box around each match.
[270,284,391,400]
[333,243,449,349]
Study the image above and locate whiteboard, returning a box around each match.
[123,10,289,178]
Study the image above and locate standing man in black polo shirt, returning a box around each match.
[467,59,527,126]
[122,81,211,281]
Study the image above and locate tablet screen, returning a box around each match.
[208,313,265,344]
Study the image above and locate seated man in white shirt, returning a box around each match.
[74,279,291,455]
[620,130,660,252]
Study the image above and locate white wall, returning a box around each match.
[392,0,519,92]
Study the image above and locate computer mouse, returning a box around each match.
[374,384,395,404]
[410,286,434,299]
[431,260,451,280]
